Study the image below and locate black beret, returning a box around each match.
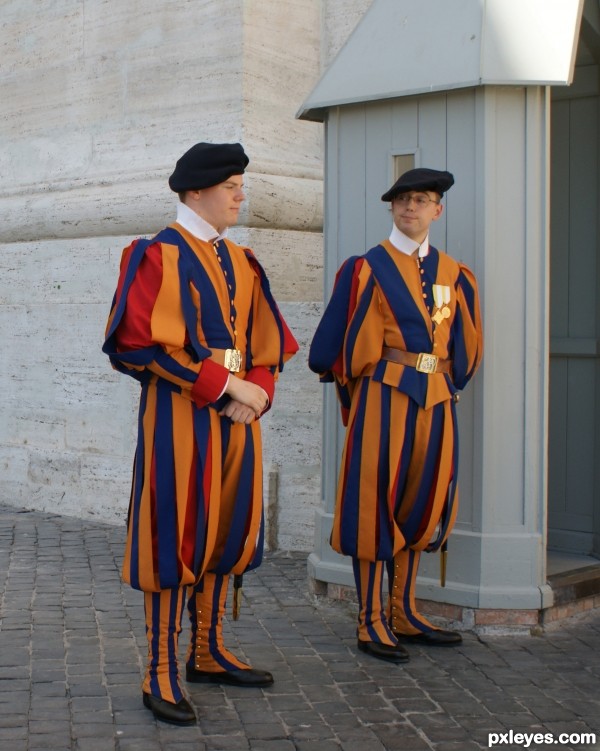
[169,142,249,192]
[381,168,454,202]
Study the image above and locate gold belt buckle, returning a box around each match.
[416,352,439,374]
[223,348,243,373]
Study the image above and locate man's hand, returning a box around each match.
[222,377,268,422]
[219,399,257,424]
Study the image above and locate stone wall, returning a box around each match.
[0,0,328,551]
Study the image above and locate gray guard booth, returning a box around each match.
[298,0,599,618]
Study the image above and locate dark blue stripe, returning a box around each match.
[148,592,161,696]
[309,256,360,374]
[208,576,239,670]
[403,550,433,632]
[192,408,211,575]
[104,239,154,341]
[153,384,179,588]
[216,424,257,573]
[243,249,286,370]
[341,379,370,557]
[393,400,418,518]
[430,400,460,551]
[457,268,476,318]
[344,276,376,381]
[365,561,379,642]
[128,385,149,590]
[418,248,440,315]
[167,592,183,701]
[402,404,445,545]
[365,244,434,352]
[102,239,162,378]
[377,385,393,560]
[154,348,198,385]
[156,227,233,351]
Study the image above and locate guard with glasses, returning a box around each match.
[309,168,483,664]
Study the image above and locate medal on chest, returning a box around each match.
[431,284,451,325]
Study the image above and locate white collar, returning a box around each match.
[389,223,429,257]
[174,201,228,242]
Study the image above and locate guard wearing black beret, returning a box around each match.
[103,144,298,725]
[381,167,455,202]
[309,166,483,664]
[168,142,250,192]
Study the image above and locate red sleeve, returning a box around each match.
[191,360,230,408]
[115,242,163,352]
[245,366,276,407]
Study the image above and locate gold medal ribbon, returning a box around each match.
[432,284,451,325]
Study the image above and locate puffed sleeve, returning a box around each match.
[103,239,230,407]
[309,256,385,424]
[241,248,299,409]
[451,263,483,390]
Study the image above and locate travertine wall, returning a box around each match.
[0,0,332,550]
[322,0,375,65]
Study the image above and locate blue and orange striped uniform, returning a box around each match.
[103,224,298,700]
[309,241,482,640]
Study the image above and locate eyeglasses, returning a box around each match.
[393,192,440,207]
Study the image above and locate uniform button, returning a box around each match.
[224,270,228,276]
[230,316,235,322]
[423,293,427,298]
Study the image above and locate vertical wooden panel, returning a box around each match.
[365,101,394,248]
[390,98,419,173]
[548,359,568,519]
[446,90,478,266]
[417,96,449,249]
[565,360,596,518]
[549,99,570,340]
[336,104,367,266]
[446,88,479,530]
[568,96,598,338]
[548,66,599,554]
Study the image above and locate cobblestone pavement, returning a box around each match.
[1,505,599,751]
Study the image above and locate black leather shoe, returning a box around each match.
[186,665,274,687]
[357,639,410,663]
[395,629,462,646]
[142,692,196,726]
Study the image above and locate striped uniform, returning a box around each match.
[103,224,297,699]
[309,240,482,638]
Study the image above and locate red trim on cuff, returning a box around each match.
[245,367,275,410]
[192,359,230,408]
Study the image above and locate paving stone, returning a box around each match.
[1,505,600,751]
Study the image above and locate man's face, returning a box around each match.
[190,174,245,232]
[391,191,443,242]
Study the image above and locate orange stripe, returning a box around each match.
[357,383,381,561]
[142,588,185,702]
[234,422,263,574]
[202,410,224,573]
[171,393,195,582]
[390,550,436,634]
